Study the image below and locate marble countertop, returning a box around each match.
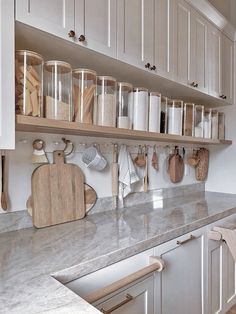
[1,191,236,314]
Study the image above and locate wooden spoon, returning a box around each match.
[151,145,159,170]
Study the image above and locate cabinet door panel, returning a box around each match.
[225,249,236,306]
[155,0,176,79]
[0,0,15,149]
[75,0,116,57]
[176,0,190,85]
[96,276,154,314]
[155,231,205,314]
[208,25,221,98]
[117,0,154,69]
[190,11,208,93]
[16,0,75,40]
[221,34,233,104]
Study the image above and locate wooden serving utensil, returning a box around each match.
[143,145,149,192]
[151,145,159,170]
[1,152,8,210]
[134,145,146,167]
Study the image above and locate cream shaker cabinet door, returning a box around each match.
[224,246,236,311]
[117,0,155,71]
[95,276,154,314]
[155,0,176,80]
[190,10,208,93]
[15,0,75,41]
[208,24,221,99]
[75,0,117,58]
[0,0,15,149]
[221,34,233,104]
[175,0,191,85]
[154,229,206,314]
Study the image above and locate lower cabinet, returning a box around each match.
[154,228,206,314]
[95,276,154,314]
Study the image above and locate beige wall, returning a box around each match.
[208,0,236,26]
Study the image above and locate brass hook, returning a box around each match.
[62,138,74,156]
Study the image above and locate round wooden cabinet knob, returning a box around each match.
[68,30,76,38]
[145,63,150,68]
[150,65,156,71]
[79,34,86,42]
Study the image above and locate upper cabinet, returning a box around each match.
[117,0,155,70]
[16,0,75,41]
[155,0,176,80]
[221,34,233,104]
[0,0,15,149]
[75,0,117,58]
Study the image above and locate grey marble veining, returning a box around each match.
[0,183,204,234]
[1,191,236,313]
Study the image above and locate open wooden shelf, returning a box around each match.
[16,115,232,145]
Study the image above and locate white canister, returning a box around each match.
[117,82,133,129]
[148,92,161,133]
[167,99,183,135]
[133,87,148,131]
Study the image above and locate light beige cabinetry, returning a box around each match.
[154,228,205,314]
[0,0,15,149]
[16,0,75,40]
[117,0,155,70]
[221,33,233,104]
[75,0,117,58]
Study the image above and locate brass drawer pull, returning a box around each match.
[177,234,196,245]
[100,294,133,314]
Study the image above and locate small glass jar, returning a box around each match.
[183,103,195,137]
[15,50,43,117]
[149,92,161,133]
[72,68,97,124]
[203,108,212,139]
[97,76,117,127]
[167,99,183,135]
[211,110,219,139]
[218,112,225,140]
[194,105,204,138]
[117,82,133,129]
[133,87,149,131]
[160,96,168,133]
[44,61,72,121]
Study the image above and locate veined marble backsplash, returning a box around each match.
[0,183,204,234]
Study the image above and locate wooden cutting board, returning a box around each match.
[168,150,184,183]
[32,150,85,228]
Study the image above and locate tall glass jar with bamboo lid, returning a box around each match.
[44,60,72,121]
[72,69,97,124]
[15,50,43,117]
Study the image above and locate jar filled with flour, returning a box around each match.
[194,105,204,138]
[96,76,117,127]
[149,92,161,133]
[44,61,72,121]
[167,99,183,135]
[133,87,148,131]
[72,68,97,124]
[203,108,212,139]
[117,82,133,129]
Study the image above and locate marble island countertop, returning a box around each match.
[1,191,236,314]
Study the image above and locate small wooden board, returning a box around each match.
[32,150,85,228]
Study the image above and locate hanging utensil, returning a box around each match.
[134,145,146,167]
[151,145,159,170]
[143,145,149,192]
[112,144,119,209]
[1,152,8,210]
[31,139,48,164]
[168,146,184,183]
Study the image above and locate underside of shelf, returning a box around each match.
[16,115,232,146]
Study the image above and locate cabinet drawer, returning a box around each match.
[65,248,154,300]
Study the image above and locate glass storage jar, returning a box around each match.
[96,76,117,127]
[194,105,204,138]
[218,112,225,140]
[183,103,195,136]
[167,99,183,135]
[211,110,219,139]
[44,61,72,121]
[133,87,149,131]
[203,108,212,139]
[117,82,133,129]
[15,50,43,117]
[160,96,168,133]
[149,92,161,133]
[72,68,97,124]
